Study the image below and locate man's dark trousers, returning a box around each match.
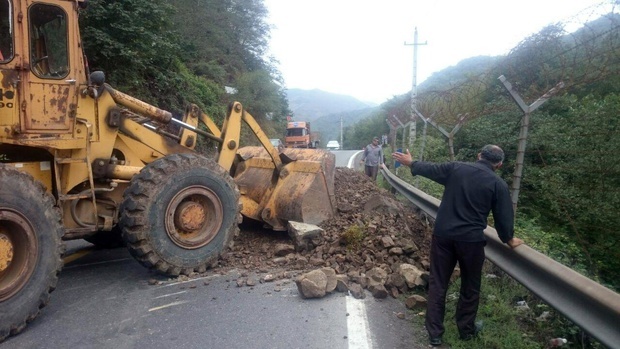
[425,235,486,338]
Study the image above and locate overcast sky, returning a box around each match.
[264,0,612,104]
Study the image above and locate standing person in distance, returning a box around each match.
[360,136,384,181]
[391,144,524,347]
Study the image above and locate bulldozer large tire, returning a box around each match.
[120,154,241,276]
[0,164,63,342]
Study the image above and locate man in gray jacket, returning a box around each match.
[360,136,384,181]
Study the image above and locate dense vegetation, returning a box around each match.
[79,0,289,149]
[349,12,620,293]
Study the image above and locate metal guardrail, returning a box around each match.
[379,166,620,348]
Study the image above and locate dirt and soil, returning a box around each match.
[209,167,434,297]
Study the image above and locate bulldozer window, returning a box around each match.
[0,0,12,62]
[29,3,68,78]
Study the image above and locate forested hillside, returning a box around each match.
[79,0,290,150]
[347,10,620,290]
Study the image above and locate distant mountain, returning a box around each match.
[312,107,378,144]
[286,89,377,121]
[284,89,381,146]
[419,55,500,90]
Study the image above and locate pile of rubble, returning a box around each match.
[215,168,434,301]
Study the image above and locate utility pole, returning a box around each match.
[340,116,343,149]
[404,27,427,151]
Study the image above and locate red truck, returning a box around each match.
[285,121,320,148]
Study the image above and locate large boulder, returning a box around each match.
[399,263,427,289]
[288,221,323,251]
[295,269,328,299]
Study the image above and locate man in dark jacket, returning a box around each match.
[391,144,524,347]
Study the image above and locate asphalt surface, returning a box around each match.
[1,150,428,349]
[2,240,423,349]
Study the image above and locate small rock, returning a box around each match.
[381,236,395,248]
[274,243,295,257]
[348,283,366,299]
[405,294,427,309]
[388,247,403,255]
[263,274,276,282]
[368,283,388,299]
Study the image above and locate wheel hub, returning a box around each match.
[0,233,13,273]
[165,186,223,250]
[174,201,206,231]
[0,210,38,302]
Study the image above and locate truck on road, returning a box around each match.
[285,121,320,148]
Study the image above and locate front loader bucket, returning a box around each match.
[233,147,336,231]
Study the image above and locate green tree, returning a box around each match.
[172,0,271,83]
[80,0,188,109]
[172,0,289,139]
[525,94,620,287]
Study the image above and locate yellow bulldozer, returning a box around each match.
[0,0,335,340]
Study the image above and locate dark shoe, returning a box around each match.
[429,337,442,346]
[460,321,483,341]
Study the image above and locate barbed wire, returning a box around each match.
[392,3,620,128]
[386,2,620,282]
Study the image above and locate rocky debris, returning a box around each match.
[296,269,329,298]
[295,267,342,298]
[404,294,428,310]
[399,264,427,289]
[196,168,433,300]
[321,267,338,293]
[287,221,323,251]
[274,243,296,256]
[348,283,366,299]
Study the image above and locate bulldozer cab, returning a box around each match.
[24,1,77,133]
[0,0,79,134]
[29,3,69,78]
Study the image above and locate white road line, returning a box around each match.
[154,291,187,299]
[148,300,190,312]
[157,274,219,288]
[346,296,372,349]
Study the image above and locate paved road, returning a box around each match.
[2,150,428,349]
[329,149,364,169]
[2,243,423,349]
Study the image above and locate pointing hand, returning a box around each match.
[392,149,413,166]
